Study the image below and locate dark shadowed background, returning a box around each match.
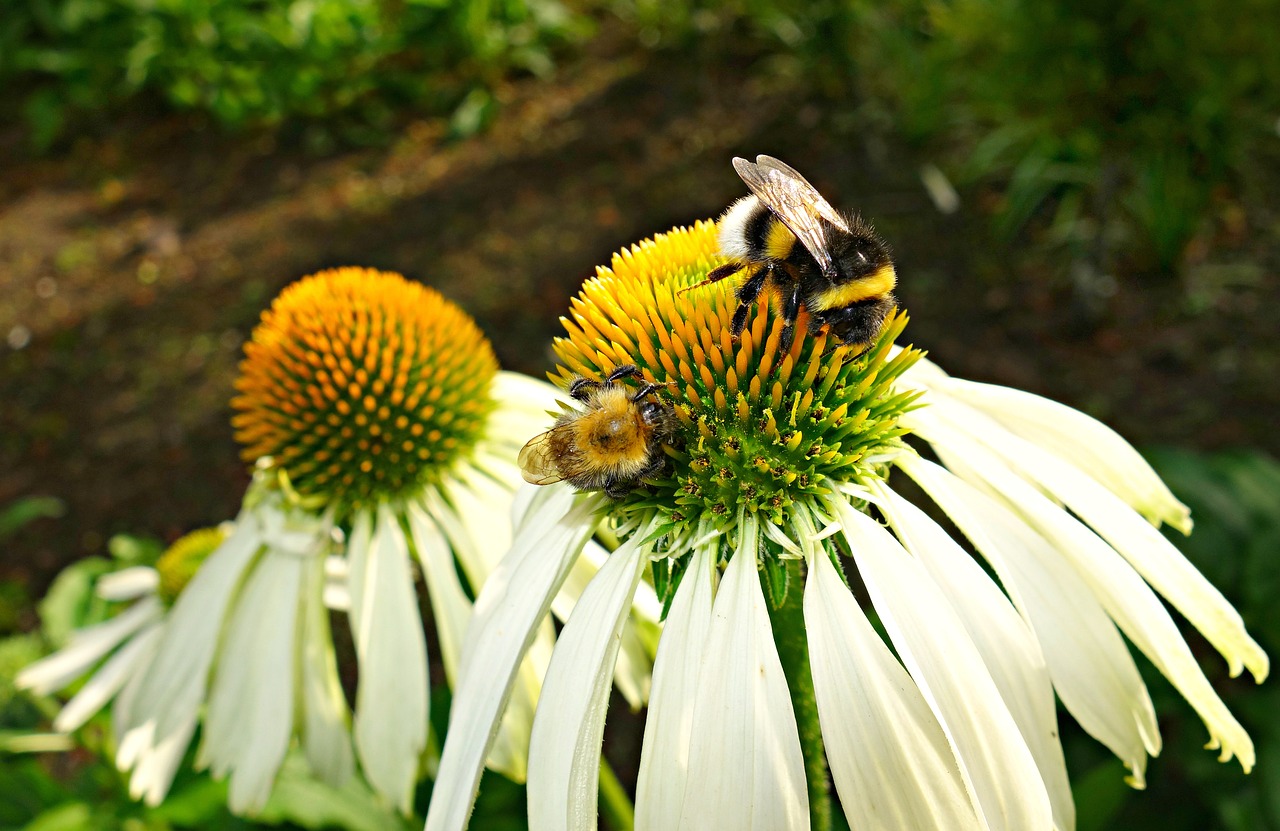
[2,1,1278,828]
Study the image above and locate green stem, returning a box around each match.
[769,558,832,831]
[599,756,635,831]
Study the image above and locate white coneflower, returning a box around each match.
[425,222,1268,831]
[117,267,648,816]
[17,526,227,804]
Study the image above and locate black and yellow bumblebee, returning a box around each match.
[518,365,675,499]
[691,155,898,355]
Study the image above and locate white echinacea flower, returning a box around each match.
[112,267,627,815]
[17,527,228,804]
[425,223,1268,831]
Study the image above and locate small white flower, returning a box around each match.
[17,531,224,805]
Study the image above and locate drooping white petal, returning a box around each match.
[349,505,429,814]
[930,374,1192,532]
[834,500,1054,831]
[899,454,1160,786]
[875,483,1074,830]
[18,596,163,695]
[407,502,471,684]
[96,567,160,601]
[610,617,655,710]
[926,429,1260,772]
[528,537,647,831]
[635,542,717,831]
[415,491,557,783]
[300,552,354,788]
[425,486,601,831]
[804,544,984,831]
[200,550,302,813]
[124,515,262,739]
[677,519,809,831]
[53,622,162,733]
[435,472,512,586]
[973,425,1267,684]
[555,539,657,709]
[119,715,198,807]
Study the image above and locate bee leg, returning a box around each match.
[606,364,640,385]
[629,383,664,402]
[603,477,632,499]
[569,377,601,401]
[679,261,745,295]
[777,282,802,355]
[730,266,770,338]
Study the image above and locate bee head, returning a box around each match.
[828,218,892,284]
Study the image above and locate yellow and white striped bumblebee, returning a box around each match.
[693,155,898,354]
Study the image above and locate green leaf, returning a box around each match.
[0,497,64,540]
[1073,759,1131,831]
[258,753,412,831]
[21,802,93,831]
[37,558,113,647]
[106,533,164,565]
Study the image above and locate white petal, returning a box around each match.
[322,555,351,612]
[927,430,1261,771]
[556,539,657,709]
[935,376,1192,532]
[528,537,647,831]
[124,515,262,739]
[412,494,555,783]
[610,617,655,710]
[635,544,717,831]
[18,596,162,695]
[875,483,1074,831]
[96,567,160,601]
[424,485,601,831]
[835,501,1054,831]
[434,472,513,585]
[677,519,809,831]
[201,550,303,814]
[350,506,429,814]
[121,716,198,807]
[804,544,984,831]
[978,427,1267,684]
[407,502,472,684]
[53,623,162,733]
[300,553,354,788]
[487,617,556,784]
[899,454,1160,786]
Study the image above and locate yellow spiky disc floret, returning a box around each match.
[156,526,227,604]
[232,268,497,516]
[554,221,922,537]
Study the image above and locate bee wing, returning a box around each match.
[733,155,848,278]
[518,429,566,486]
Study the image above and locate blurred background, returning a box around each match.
[1,0,1278,828]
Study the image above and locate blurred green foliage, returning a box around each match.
[634,0,1280,273]
[834,0,1278,273]
[6,0,1275,270]
[2,0,588,150]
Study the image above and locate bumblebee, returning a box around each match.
[691,155,898,355]
[519,365,674,499]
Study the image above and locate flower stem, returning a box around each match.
[769,558,832,831]
[599,756,635,831]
